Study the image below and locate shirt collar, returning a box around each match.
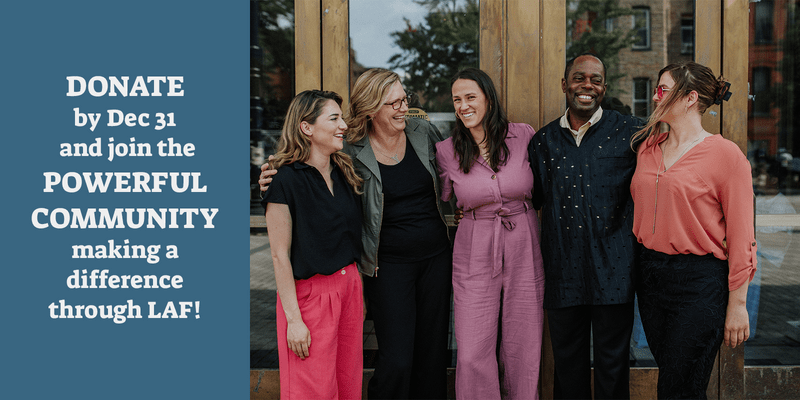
[559,106,604,133]
[290,160,339,172]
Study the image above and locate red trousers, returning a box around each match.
[277,263,363,400]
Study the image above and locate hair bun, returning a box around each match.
[715,80,732,105]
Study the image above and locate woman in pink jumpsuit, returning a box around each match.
[436,68,545,399]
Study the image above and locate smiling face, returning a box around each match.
[562,55,606,120]
[452,78,488,134]
[303,99,348,155]
[370,80,408,135]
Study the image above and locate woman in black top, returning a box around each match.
[261,69,453,400]
[262,90,364,400]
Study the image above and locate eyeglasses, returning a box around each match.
[654,86,672,100]
[384,93,412,110]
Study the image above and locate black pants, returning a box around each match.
[548,302,634,400]
[637,249,728,400]
[363,249,453,400]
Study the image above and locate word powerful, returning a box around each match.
[43,171,206,193]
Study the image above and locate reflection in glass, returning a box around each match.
[567,0,695,368]
[250,0,295,371]
[566,0,693,119]
[350,0,480,368]
[631,7,651,50]
[350,0,478,137]
[250,0,295,206]
[746,0,800,366]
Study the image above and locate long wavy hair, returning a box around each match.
[346,68,401,143]
[632,61,729,150]
[272,90,362,193]
[450,68,509,173]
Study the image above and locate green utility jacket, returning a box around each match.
[343,117,453,277]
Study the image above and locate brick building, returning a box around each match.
[614,0,694,118]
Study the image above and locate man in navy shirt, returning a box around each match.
[529,53,641,400]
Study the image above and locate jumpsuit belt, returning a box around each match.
[464,199,532,278]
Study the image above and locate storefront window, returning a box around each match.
[250,0,294,369]
[746,0,800,366]
[349,0,478,135]
[567,0,696,367]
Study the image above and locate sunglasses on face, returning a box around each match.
[654,86,672,100]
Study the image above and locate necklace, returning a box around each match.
[652,135,703,233]
[374,147,400,164]
[372,136,403,164]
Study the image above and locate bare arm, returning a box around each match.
[724,282,750,348]
[265,202,311,359]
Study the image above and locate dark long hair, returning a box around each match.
[450,68,509,173]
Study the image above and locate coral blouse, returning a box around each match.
[631,132,757,290]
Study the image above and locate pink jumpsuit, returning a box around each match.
[436,123,545,400]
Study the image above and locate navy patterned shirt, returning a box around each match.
[529,110,642,309]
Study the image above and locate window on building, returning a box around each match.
[632,7,650,50]
[752,67,771,116]
[633,78,650,118]
[681,14,694,55]
[754,0,774,44]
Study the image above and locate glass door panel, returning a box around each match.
[746,0,800,367]
[565,0,697,368]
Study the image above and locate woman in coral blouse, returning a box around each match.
[630,61,757,399]
[436,68,545,399]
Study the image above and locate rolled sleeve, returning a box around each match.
[721,152,757,291]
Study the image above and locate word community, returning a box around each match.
[32,207,218,229]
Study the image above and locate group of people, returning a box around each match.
[260,53,757,400]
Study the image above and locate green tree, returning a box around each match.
[388,0,479,112]
[566,0,638,98]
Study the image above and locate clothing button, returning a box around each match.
[491,175,496,180]
[341,269,346,275]
[752,242,756,246]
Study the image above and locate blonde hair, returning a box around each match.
[346,68,401,143]
[632,61,729,150]
[273,90,363,193]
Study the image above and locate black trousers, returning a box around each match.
[637,249,728,400]
[363,249,453,400]
[548,302,634,400]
